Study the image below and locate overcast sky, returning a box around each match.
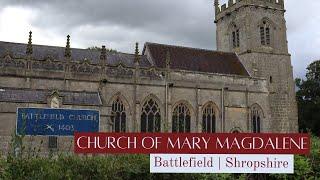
[0,0,319,78]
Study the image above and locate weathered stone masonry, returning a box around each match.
[0,0,298,153]
[214,0,298,132]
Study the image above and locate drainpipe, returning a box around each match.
[165,51,170,132]
[221,87,228,132]
[246,88,250,132]
[165,79,168,132]
[221,87,224,132]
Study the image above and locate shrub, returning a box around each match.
[0,155,234,180]
[270,135,320,180]
[0,135,318,179]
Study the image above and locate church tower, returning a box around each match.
[214,0,298,132]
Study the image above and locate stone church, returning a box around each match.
[0,0,297,152]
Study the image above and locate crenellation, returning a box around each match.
[215,0,284,22]
[215,0,298,132]
[228,0,234,7]
[214,0,220,15]
[221,4,227,11]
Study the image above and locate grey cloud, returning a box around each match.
[2,1,211,30]
[0,0,319,78]
[1,0,216,51]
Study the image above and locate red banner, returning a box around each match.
[74,133,310,155]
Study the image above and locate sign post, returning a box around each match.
[16,108,100,136]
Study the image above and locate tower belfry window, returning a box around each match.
[236,30,240,46]
[260,27,265,45]
[260,21,271,46]
[266,27,270,45]
[251,105,263,133]
[232,27,240,48]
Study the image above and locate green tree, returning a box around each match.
[296,60,320,135]
[87,46,118,53]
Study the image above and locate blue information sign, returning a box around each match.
[16,108,100,136]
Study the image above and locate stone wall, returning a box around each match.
[215,0,298,132]
[239,52,298,132]
[216,2,287,54]
[0,57,269,153]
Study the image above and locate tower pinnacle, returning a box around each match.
[26,31,33,55]
[214,0,220,15]
[64,35,71,58]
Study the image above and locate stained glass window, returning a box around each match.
[111,98,126,132]
[202,104,216,133]
[141,99,161,132]
[172,103,191,133]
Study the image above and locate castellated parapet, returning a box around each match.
[214,0,298,132]
[215,0,284,22]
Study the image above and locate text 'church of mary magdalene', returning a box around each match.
[0,0,297,152]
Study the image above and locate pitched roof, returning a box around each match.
[0,41,249,76]
[0,41,151,67]
[143,42,249,76]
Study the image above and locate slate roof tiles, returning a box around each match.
[0,41,249,76]
[143,42,249,76]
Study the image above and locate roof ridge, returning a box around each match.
[0,40,142,56]
[145,42,236,55]
[0,40,66,49]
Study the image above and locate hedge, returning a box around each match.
[0,136,319,180]
[0,155,234,180]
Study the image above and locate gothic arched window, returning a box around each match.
[260,20,271,46]
[111,98,126,132]
[231,24,240,48]
[172,103,191,133]
[202,104,216,133]
[141,98,161,132]
[251,105,263,133]
[230,127,242,133]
